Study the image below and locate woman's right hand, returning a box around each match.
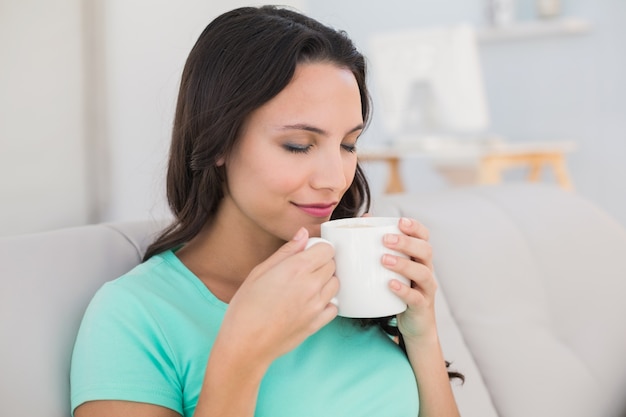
[217,226,338,365]
[196,227,338,416]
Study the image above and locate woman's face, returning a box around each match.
[221,61,363,243]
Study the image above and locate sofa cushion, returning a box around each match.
[373,196,499,417]
[432,280,499,417]
[0,221,163,417]
[374,183,626,417]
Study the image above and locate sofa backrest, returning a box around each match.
[0,221,164,417]
[373,183,626,417]
[3,183,626,417]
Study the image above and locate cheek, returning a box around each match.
[265,162,309,192]
[344,158,358,187]
[238,156,306,196]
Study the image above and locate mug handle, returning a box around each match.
[305,237,332,249]
[305,237,339,308]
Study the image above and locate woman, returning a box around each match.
[71,5,461,417]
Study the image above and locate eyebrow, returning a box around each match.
[279,123,364,136]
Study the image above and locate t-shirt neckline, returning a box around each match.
[160,249,229,311]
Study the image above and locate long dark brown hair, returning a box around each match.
[144,5,370,260]
[144,5,462,382]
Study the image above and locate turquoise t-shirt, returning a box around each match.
[70,250,419,416]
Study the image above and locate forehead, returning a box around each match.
[248,62,363,128]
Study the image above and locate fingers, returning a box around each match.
[300,244,338,306]
[262,231,337,302]
[278,243,339,332]
[250,227,310,278]
[388,276,424,306]
[299,240,335,276]
[398,217,430,241]
[311,301,339,330]
[383,253,437,293]
[383,222,433,269]
[382,217,437,300]
[319,273,339,305]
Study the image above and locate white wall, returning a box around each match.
[306,0,626,227]
[94,0,307,224]
[0,0,305,236]
[0,0,88,235]
[3,0,625,235]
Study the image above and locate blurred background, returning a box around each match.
[1,0,625,237]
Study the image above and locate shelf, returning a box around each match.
[477,17,591,42]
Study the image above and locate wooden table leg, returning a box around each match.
[527,160,543,182]
[358,155,405,193]
[385,157,404,193]
[550,153,574,190]
[478,156,504,185]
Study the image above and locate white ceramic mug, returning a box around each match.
[306,217,409,318]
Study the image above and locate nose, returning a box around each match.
[310,147,350,191]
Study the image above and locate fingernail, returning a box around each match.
[293,227,307,241]
[401,217,412,227]
[389,279,402,291]
[384,234,399,245]
[382,254,397,266]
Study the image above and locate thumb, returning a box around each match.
[252,227,309,277]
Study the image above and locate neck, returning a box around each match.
[175,200,284,303]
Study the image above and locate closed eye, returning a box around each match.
[283,143,312,154]
[341,143,357,153]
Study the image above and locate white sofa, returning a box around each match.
[2,183,626,417]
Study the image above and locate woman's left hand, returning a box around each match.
[382,217,438,343]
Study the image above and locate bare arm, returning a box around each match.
[193,330,270,416]
[403,332,460,417]
[74,400,181,417]
[383,218,461,417]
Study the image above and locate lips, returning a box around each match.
[293,202,337,218]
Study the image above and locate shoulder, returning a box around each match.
[89,250,189,308]
[79,249,221,338]
[78,252,185,337]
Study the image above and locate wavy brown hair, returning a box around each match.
[143,5,461,382]
[144,5,370,260]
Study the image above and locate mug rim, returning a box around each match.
[322,216,400,229]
